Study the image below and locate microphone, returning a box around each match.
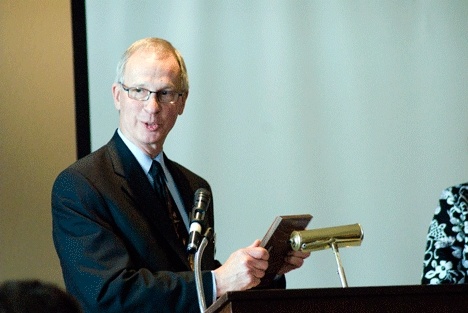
[187,188,211,254]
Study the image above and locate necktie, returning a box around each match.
[149,161,188,246]
[150,160,166,200]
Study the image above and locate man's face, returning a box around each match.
[112,49,187,158]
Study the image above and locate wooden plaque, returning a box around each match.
[258,214,312,287]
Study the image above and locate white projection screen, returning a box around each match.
[84,1,468,288]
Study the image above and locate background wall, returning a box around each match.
[0,1,75,285]
[86,1,468,289]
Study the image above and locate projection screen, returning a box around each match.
[83,1,468,288]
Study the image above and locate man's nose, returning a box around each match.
[144,94,161,112]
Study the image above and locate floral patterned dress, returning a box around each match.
[422,183,468,284]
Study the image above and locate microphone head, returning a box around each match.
[187,189,212,254]
[193,188,211,210]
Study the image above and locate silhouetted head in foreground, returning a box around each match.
[0,280,82,313]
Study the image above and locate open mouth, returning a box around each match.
[145,122,158,131]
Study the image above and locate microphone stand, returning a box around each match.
[194,228,213,313]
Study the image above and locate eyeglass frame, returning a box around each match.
[119,83,184,104]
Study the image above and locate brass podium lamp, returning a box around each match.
[290,223,364,287]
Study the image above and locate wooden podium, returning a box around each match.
[205,284,468,313]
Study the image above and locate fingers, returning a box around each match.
[287,250,310,264]
[213,241,269,296]
[247,239,262,249]
[213,241,313,297]
[245,246,269,261]
[243,242,269,271]
[277,250,310,275]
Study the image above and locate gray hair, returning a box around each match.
[114,38,189,92]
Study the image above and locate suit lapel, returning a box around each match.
[107,132,191,269]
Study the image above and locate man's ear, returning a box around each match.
[178,91,189,115]
[112,83,121,110]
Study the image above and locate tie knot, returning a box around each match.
[150,160,164,178]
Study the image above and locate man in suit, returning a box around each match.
[52,37,309,313]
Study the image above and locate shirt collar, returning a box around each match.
[117,128,164,175]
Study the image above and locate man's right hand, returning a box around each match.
[212,239,269,297]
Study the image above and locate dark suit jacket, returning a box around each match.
[52,131,219,313]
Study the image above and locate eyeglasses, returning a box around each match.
[120,83,183,103]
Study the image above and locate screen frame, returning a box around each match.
[71,0,91,159]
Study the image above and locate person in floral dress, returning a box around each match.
[422,183,468,284]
